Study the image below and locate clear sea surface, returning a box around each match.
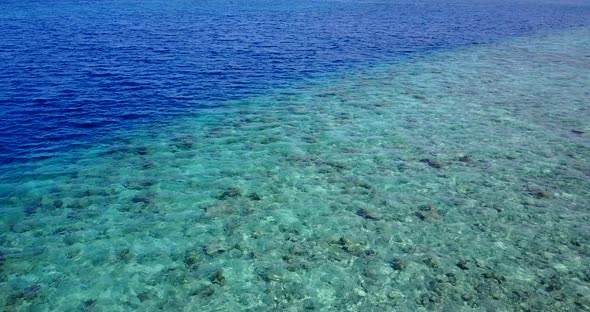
[1,0,590,311]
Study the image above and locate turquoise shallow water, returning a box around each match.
[1,28,590,311]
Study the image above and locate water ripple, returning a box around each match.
[0,0,589,166]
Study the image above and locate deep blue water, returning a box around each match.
[1,0,589,166]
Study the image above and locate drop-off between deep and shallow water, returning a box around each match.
[1,28,590,311]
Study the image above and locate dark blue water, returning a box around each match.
[1,0,589,166]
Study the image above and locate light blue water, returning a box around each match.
[1,1,590,311]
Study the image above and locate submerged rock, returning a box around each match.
[63,234,79,246]
[67,210,99,220]
[171,135,196,150]
[357,208,383,220]
[260,136,280,144]
[103,145,130,156]
[390,258,407,271]
[23,203,41,216]
[416,205,441,222]
[83,299,97,311]
[420,158,445,169]
[322,160,347,170]
[456,259,470,270]
[335,236,365,255]
[6,284,42,305]
[301,136,317,143]
[422,256,440,269]
[541,275,562,292]
[217,187,242,200]
[575,295,590,310]
[337,236,352,246]
[204,242,228,256]
[116,247,132,261]
[189,285,215,298]
[136,146,151,155]
[259,270,285,282]
[140,179,158,187]
[211,270,226,285]
[482,271,506,284]
[11,220,38,233]
[53,199,64,208]
[457,154,472,163]
[528,187,552,199]
[204,202,237,218]
[462,293,473,301]
[137,291,153,302]
[142,160,156,169]
[247,192,262,201]
[183,250,201,269]
[132,193,156,204]
[356,181,373,190]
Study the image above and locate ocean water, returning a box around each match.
[1,0,590,165]
[1,1,590,312]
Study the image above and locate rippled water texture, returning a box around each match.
[1,25,589,310]
[1,0,590,165]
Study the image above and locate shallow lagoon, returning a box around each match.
[1,27,590,311]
